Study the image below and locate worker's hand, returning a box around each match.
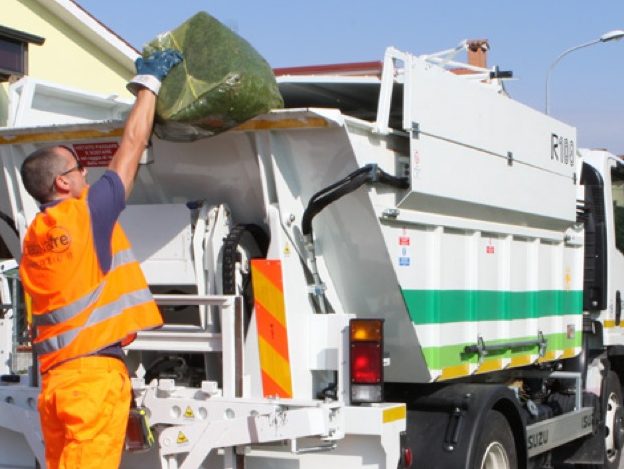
[127,49,183,96]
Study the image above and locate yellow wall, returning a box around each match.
[1,0,135,124]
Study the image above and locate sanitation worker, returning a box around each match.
[18,49,183,469]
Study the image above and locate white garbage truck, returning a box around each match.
[1,42,624,469]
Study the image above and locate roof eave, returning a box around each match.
[33,0,139,73]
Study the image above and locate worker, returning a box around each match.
[18,49,183,469]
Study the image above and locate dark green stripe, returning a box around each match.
[421,332,582,370]
[402,290,583,324]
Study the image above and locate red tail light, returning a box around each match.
[351,342,382,383]
[403,447,413,468]
[350,319,384,403]
[399,431,412,468]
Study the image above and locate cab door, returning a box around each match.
[604,158,624,342]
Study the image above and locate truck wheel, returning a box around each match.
[474,410,517,469]
[602,371,624,469]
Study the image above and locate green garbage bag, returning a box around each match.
[143,12,284,141]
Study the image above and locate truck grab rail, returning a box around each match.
[151,294,244,399]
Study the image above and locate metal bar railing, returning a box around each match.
[152,294,244,399]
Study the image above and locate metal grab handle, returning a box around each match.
[616,291,622,326]
[464,331,547,364]
[290,439,337,454]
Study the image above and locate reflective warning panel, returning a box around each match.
[251,259,293,398]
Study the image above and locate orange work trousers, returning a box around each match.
[38,356,131,469]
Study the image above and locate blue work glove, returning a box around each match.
[127,49,183,96]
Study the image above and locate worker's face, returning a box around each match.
[54,146,88,198]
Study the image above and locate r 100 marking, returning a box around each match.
[551,133,575,167]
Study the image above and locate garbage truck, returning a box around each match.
[1,41,624,469]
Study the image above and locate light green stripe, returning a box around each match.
[421,331,582,370]
[402,290,582,324]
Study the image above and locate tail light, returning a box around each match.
[399,431,413,468]
[350,318,384,403]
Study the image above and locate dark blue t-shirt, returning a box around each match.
[87,170,126,273]
[88,171,126,358]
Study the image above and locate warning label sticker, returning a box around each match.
[72,142,119,167]
[184,406,194,419]
[177,431,189,444]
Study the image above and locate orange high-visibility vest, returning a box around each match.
[19,188,162,373]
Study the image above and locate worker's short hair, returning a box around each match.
[20,146,68,204]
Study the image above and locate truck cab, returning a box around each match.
[581,150,624,340]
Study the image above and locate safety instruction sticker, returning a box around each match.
[397,228,413,267]
[413,149,421,180]
[72,142,119,167]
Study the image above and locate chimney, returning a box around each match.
[467,39,489,68]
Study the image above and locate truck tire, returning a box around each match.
[600,371,623,469]
[474,410,517,469]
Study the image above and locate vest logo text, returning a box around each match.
[26,227,72,255]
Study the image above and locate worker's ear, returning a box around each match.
[53,174,71,195]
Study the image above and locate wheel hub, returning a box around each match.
[480,441,510,469]
[614,406,624,451]
[605,391,622,462]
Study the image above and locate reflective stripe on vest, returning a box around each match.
[32,249,136,327]
[34,287,153,355]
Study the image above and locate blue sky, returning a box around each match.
[77,1,624,154]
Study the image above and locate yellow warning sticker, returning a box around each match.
[177,431,189,444]
[184,406,194,419]
[564,268,572,289]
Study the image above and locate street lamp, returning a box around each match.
[545,29,624,115]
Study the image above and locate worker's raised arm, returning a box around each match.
[109,50,183,199]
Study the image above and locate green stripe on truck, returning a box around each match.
[402,289,583,324]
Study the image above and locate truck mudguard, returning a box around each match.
[388,382,527,469]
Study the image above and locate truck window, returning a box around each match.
[582,163,607,311]
[611,165,624,254]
